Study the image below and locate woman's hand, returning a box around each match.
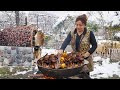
[83,52,90,58]
[57,49,63,54]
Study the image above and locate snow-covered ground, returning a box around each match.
[14,70,31,75]
[90,56,120,79]
[41,48,58,57]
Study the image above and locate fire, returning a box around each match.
[29,74,56,79]
[43,75,56,79]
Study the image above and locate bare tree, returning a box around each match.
[15,11,20,26]
[1,11,15,27]
[0,11,26,28]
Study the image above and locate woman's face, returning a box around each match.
[75,20,85,32]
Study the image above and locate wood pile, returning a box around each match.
[0,25,38,47]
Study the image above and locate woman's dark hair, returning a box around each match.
[75,14,88,26]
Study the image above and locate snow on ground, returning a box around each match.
[90,56,120,79]
[14,71,29,75]
[14,69,32,75]
[41,48,58,57]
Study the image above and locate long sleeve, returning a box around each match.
[60,32,71,51]
[88,31,97,54]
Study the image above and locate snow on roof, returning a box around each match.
[52,11,87,29]
[95,36,104,40]
[114,32,120,37]
[97,40,120,44]
[53,16,67,29]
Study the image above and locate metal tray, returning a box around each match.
[37,65,84,79]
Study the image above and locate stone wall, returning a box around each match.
[0,46,33,66]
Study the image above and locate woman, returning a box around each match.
[58,14,97,76]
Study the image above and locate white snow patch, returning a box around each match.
[91,57,120,79]
[53,16,66,28]
[114,32,120,38]
[14,70,32,75]
[14,71,27,75]
[41,49,58,57]
[93,56,102,62]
